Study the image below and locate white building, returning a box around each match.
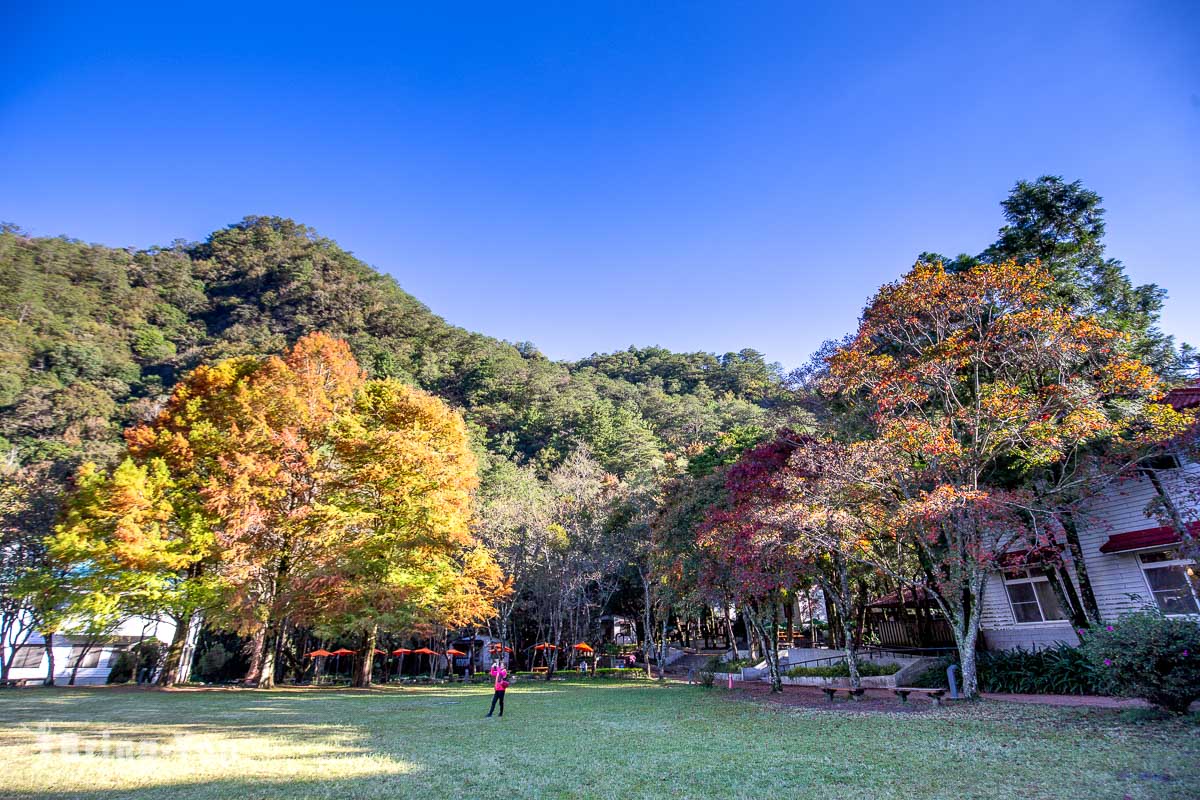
[980,386,1199,650]
[7,616,177,686]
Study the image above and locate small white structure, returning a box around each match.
[7,616,177,686]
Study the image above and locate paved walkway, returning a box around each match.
[981,692,1151,709]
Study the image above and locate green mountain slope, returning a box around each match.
[0,217,801,497]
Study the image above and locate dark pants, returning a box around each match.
[488,689,505,716]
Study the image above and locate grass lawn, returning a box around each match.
[0,681,1196,800]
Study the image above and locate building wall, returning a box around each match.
[6,616,176,685]
[980,571,1082,651]
[981,464,1198,651]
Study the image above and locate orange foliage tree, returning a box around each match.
[821,260,1193,697]
[125,332,504,687]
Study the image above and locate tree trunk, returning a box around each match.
[43,632,56,686]
[244,629,266,686]
[1060,512,1102,625]
[749,602,783,693]
[68,639,97,687]
[174,611,203,685]
[639,567,655,678]
[158,615,191,688]
[657,617,668,680]
[722,597,738,660]
[944,573,985,700]
[353,627,376,688]
[256,626,278,689]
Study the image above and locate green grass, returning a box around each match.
[0,682,1197,799]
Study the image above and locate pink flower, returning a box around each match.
[1105,626,1113,632]
[1103,658,1112,666]
[1184,650,1190,657]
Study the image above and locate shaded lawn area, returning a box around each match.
[0,682,1196,800]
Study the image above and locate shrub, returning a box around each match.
[697,671,716,688]
[107,650,135,684]
[784,661,901,678]
[1080,611,1200,714]
[976,644,1098,695]
[593,668,648,679]
[714,658,756,672]
[909,659,952,689]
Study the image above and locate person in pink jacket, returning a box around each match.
[486,662,510,717]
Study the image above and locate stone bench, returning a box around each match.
[821,686,866,701]
[893,687,947,706]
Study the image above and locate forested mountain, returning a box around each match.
[0,217,803,507]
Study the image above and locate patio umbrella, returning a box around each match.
[533,642,557,672]
[392,648,412,680]
[445,647,467,676]
[573,642,594,672]
[330,648,355,680]
[306,648,333,681]
[412,647,441,678]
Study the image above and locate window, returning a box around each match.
[10,645,44,670]
[1139,454,1180,473]
[1139,550,1199,616]
[67,646,103,669]
[1003,569,1066,624]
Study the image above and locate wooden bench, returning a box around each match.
[893,687,947,706]
[0,678,35,688]
[821,686,865,701]
[531,666,550,675]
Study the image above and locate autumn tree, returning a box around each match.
[113,332,502,687]
[696,435,805,692]
[822,260,1191,697]
[314,379,507,687]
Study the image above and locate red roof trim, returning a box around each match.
[1098,522,1199,554]
[1164,383,1200,411]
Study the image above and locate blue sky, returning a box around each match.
[2,2,1197,369]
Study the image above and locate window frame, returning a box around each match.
[10,645,45,670]
[1002,568,1068,626]
[1137,549,1200,617]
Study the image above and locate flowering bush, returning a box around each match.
[1080,611,1200,713]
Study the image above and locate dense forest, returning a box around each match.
[0,216,802,485]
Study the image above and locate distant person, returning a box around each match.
[578,661,587,676]
[486,661,509,717]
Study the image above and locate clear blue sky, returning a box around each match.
[2,2,1197,369]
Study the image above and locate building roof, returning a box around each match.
[1098,521,1199,554]
[1165,382,1200,411]
[868,586,935,609]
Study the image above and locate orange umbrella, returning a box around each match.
[329,648,355,679]
[533,642,557,672]
[412,647,441,678]
[488,643,513,653]
[445,648,467,675]
[306,648,333,682]
[392,648,412,680]
[573,643,594,653]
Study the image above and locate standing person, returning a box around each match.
[486,661,509,717]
